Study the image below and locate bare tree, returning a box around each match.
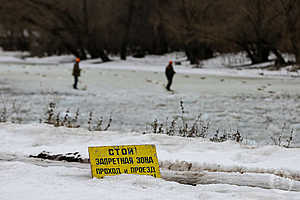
[276,0,300,64]
[0,0,298,67]
[0,0,31,51]
[161,0,220,64]
[148,0,169,55]
[0,0,111,61]
[222,0,285,65]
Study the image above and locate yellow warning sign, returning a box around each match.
[88,144,161,178]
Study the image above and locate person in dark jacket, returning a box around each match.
[72,58,81,89]
[165,61,176,91]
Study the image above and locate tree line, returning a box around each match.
[0,0,300,66]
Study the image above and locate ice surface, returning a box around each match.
[0,52,299,145]
[1,51,300,199]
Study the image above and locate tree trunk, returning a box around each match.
[120,0,135,60]
[295,51,300,65]
[87,46,110,62]
[79,48,87,60]
[120,42,127,60]
[152,24,168,55]
[99,50,110,62]
[271,48,286,67]
[245,44,269,64]
[185,43,213,65]
[63,42,80,58]
[245,48,255,64]
[291,40,300,64]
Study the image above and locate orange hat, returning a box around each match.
[76,58,80,62]
[169,60,173,64]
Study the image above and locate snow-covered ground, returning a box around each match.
[1,123,300,199]
[1,50,300,199]
[0,51,300,145]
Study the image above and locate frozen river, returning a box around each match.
[1,60,300,146]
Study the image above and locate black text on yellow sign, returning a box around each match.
[88,144,161,179]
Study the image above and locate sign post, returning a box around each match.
[88,144,161,178]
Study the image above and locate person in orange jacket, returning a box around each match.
[72,58,81,89]
[165,60,176,91]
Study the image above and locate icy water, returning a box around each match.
[1,63,300,146]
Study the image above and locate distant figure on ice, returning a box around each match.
[72,58,81,89]
[165,60,176,91]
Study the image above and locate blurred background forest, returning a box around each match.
[1,0,300,66]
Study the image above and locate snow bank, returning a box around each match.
[1,123,300,199]
[1,123,300,178]
[2,161,299,200]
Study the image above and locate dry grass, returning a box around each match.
[44,102,112,131]
[145,100,244,143]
